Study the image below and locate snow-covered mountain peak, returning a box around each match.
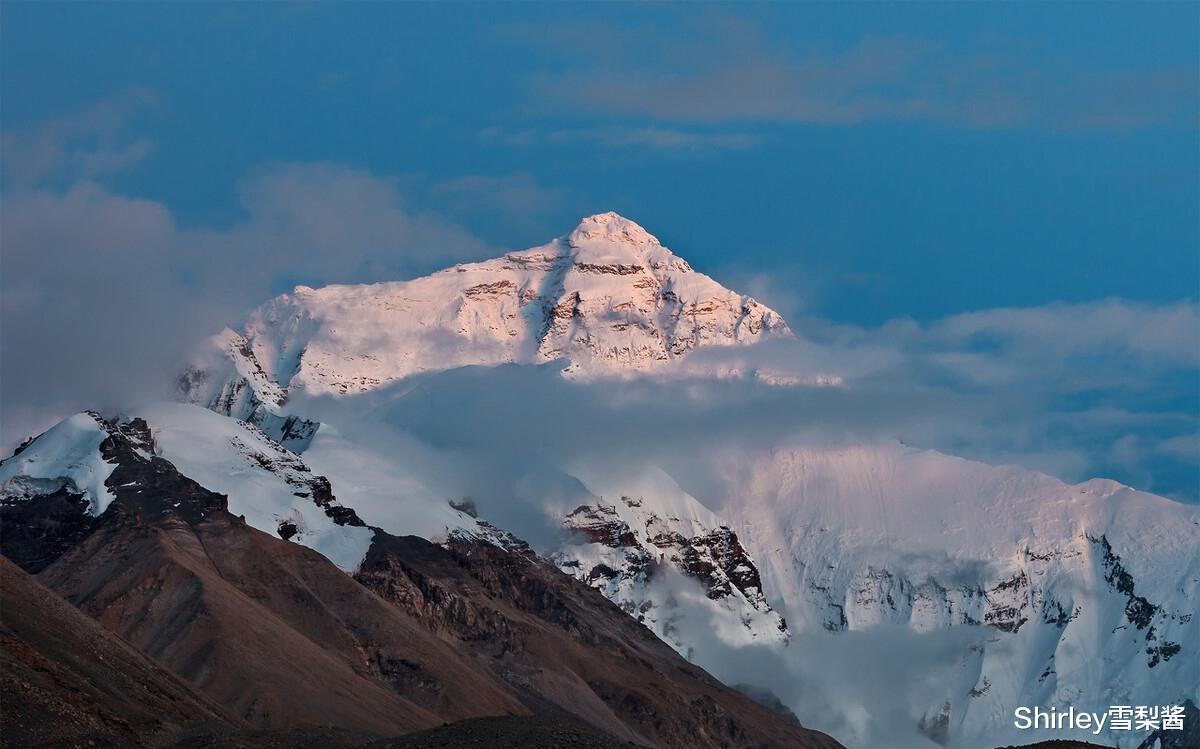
[564,212,693,273]
[182,215,791,416]
[569,211,659,247]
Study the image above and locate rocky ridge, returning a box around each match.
[552,496,788,657]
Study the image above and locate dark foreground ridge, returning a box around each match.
[997,734,1200,749]
[361,716,643,749]
[0,412,842,749]
[994,741,1116,749]
[0,554,234,749]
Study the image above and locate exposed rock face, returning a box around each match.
[919,701,952,746]
[4,415,524,735]
[1,417,528,735]
[0,486,92,573]
[170,213,797,665]
[357,531,837,749]
[182,212,790,406]
[563,503,640,548]
[682,527,773,606]
[0,411,224,571]
[147,211,1197,748]
[754,491,1193,667]
[0,409,372,572]
[551,486,788,656]
[796,561,1084,637]
[228,426,365,528]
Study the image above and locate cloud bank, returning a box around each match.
[297,296,1196,521]
[1,126,499,445]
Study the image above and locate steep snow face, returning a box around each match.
[299,422,486,545]
[187,212,790,405]
[549,465,788,657]
[137,404,506,570]
[0,404,378,572]
[703,442,1200,747]
[0,413,117,515]
[136,403,377,571]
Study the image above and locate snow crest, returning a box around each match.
[0,412,117,515]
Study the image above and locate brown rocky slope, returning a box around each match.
[1,412,842,749]
[0,554,235,748]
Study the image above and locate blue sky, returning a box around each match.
[4,2,1197,322]
[2,2,1197,498]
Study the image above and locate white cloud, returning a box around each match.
[926,300,1200,367]
[0,162,496,451]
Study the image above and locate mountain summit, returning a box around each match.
[568,211,662,248]
[184,213,790,418]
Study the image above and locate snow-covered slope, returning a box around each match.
[0,400,784,668]
[701,442,1200,747]
[183,212,789,410]
[0,413,118,515]
[0,406,488,573]
[136,403,378,571]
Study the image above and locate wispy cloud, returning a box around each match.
[680,299,1200,496]
[325,294,1198,503]
[478,125,759,151]
[1,87,158,187]
[518,18,1198,131]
